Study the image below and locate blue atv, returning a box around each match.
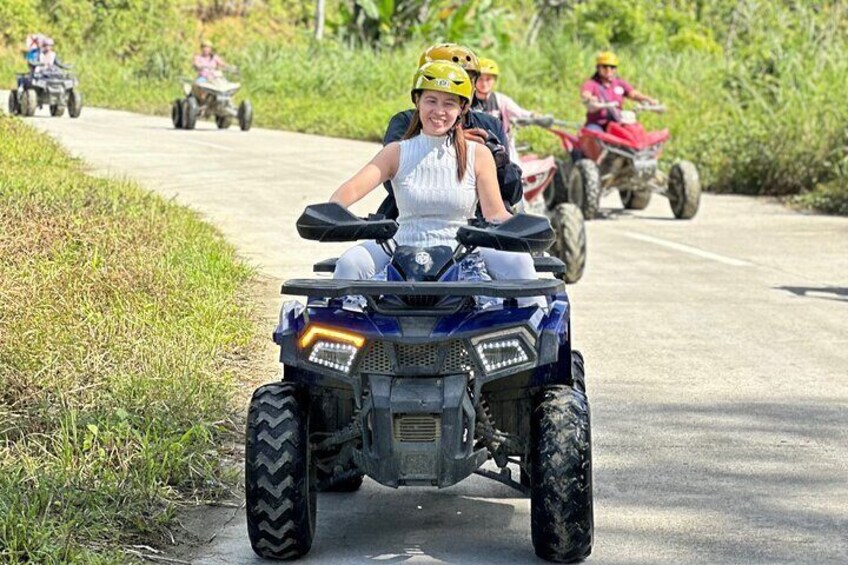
[245,203,593,562]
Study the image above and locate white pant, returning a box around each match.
[333,241,546,308]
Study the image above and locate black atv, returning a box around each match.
[245,203,593,562]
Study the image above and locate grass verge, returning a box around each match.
[0,115,256,562]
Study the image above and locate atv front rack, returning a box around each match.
[282,278,563,298]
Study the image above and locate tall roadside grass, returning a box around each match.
[0,116,256,562]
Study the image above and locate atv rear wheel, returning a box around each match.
[238,100,253,131]
[23,89,38,117]
[551,203,586,284]
[8,90,20,116]
[216,115,233,129]
[531,384,593,562]
[668,160,701,219]
[568,159,601,220]
[182,96,199,130]
[171,99,183,129]
[619,189,651,210]
[50,104,65,117]
[545,158,570,209]
[68,90,82,119]
[245,383,316,560]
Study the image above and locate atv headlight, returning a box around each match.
[472,329,536,374]
[298,324,364,374]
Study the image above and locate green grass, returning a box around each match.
[0,115,256,562]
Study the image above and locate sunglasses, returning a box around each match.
[599,65,617,69]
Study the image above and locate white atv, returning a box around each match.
[172,71,252,131]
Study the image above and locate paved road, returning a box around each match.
[13,103,848,564]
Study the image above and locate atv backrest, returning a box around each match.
[297,202,398,242]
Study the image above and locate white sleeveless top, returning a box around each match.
[392,133,478,248]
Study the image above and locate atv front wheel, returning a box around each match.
[22,89,38,117]
[171,99,183,129]
[238,100,253,131]
[68,90,82,119]
[568,159,601,220]
[531,384,593,562]
[7,90,20,116]
[545,158,570,209]
[50,104,65,117]
[182,96,199,130]
[215,115,233,129]
[245,382,316,560]
[619,189,651,210]
[551,203,586,284]
[668,160,701,219]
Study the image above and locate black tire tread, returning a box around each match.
[245,383,314,560]
[531,384,593,562]
[669,161,701,220]
[569,159,601,220]
[551,203,586,284]
[619,189,651,210]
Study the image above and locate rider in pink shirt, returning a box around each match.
[581,51,658,131]
[193,40,227,80]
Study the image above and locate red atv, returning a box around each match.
[513,121,586,284]
[521,107,701,221]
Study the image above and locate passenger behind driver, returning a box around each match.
[329,62,543,307]
[472,57,540,166]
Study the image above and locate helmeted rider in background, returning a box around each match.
[580,51,659,132]
[379,44,524,218]
[193,40,228,81]
[472,57,539,166]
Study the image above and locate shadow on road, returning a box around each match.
[774,286,848,302]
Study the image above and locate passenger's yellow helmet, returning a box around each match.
[478,57,500,77]
[596,51,619,67]
[411,61,473,104]
[418,43,480,73]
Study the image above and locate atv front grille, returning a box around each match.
[357,341,473,375]
[393,414,441,442]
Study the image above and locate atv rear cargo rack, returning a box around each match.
[281,278,563,298]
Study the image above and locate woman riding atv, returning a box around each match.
[471,57,540,165]
[193,40,228,81]
[581,51,660,132]
[379,43,523,219]
[330,61,542,305]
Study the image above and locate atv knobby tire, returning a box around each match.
[182,96,199,130]
[8,90,20,116]
[551,203,586,284]
[50,104,65,117]
[568,159,601,220]
[245,383,316,560]
[216,114,233,129]
[238,100,253,131]
[668,161,701,219]
[68,90,82,119]
[23,89,38,117]
[619,189,651,210]
[531,384,593,562]
[545,158,570,209]
[171,99,183,129]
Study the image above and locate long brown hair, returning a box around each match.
[403,95,468,182]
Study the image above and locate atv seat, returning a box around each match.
[312,255,567,278]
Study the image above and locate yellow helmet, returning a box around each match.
[478,57,500,77]
[596,51,619,67]
[418,43,480,73]
[411,61,473,104]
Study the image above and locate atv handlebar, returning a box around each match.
[511,115,581,130]
[634,104,667,113]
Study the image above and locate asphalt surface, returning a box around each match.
[10,101,848,564]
